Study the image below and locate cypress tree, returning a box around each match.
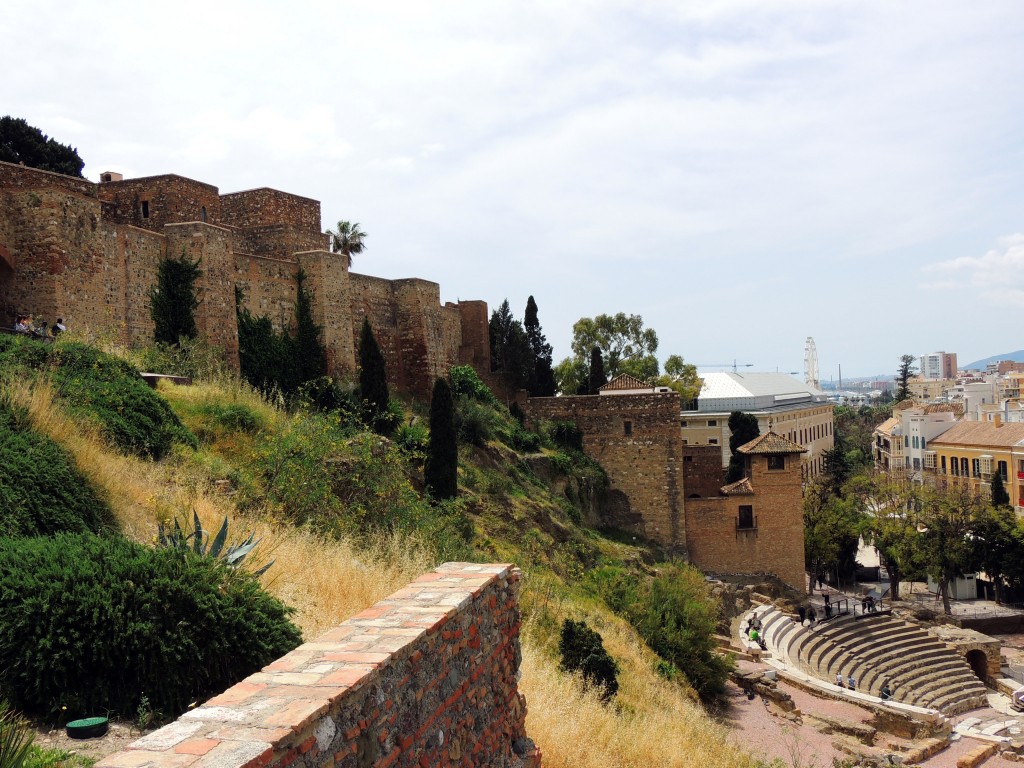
[292,269,327,384]
[992,469,1011,508]
[358,317,390,431]
[725,411,760,483]
[524,296,557,397]
[587,346,607,394]
[150,250,201,345]
[425,377,458,501]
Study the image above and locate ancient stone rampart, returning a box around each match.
[95,563,540,768]
[520,392,685,553]
[0,162,491,400]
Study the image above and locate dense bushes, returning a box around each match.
[559,619,618,700]
[0,337,197,459]
[0,402,113,536]
[48,344,197,458]
[0,534,301,719]
[589,564,731,700]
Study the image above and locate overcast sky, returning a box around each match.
[4,1,1024,379]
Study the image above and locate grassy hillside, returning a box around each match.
[0,338,765,768]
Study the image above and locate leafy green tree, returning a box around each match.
[150,251,201,345]
[325,220,366,268]
[821,444,853,496]
[895,354,916,403]
[991,469,1011,508]
[804,481,862,587]
[425,377,458,501]
[358,317,391,433]
[524,296,557,397]
[725,412,759,483]
[559,619,618,700]
[0,116,85,177]
[236,287,295,394]
[972,504,1019,603]
[553,357,588,395]
[919,482,987,614]
[655,354,702,404]
[569,313,658,380]
[587,346,607,394]
[488,300,532,389]
[848,472,922,601]
[292,269,327,384]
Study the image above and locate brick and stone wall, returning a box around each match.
[683,445,725,499]
[0,162,494,399]
[95,563,540,768]
[685,452,805,591]
[521,392,686,553]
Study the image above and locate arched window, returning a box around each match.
[200,206,208,222]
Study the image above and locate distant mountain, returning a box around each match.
[962,350,1024,371]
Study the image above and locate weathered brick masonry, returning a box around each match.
[95,563,541,768]
[0,163,491,400]
[520,392,686,554]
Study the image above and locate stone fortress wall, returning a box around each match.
[0,162,490,400]
[94,563,541,768]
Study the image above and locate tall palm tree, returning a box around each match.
[326,220,367,268]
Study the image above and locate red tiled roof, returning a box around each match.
[927,420,1024,448]
[599,373,650,391]
[720,477,754,496]
[737,430,806,455]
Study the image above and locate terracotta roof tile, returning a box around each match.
[720,477,754,496]
[599,373,650,391]
[927,420,1024,448]
[737,430,806,455]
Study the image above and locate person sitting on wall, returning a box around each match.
[880,681,893,701]
[13,315,29,333]
[52,317,66,337]
[32,321,48,339]
[835,673,844,689]
[847,674,856,691]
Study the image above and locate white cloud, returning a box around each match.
[923,234,1024,302]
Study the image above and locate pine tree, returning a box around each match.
[992,469,1011,508]
[587,346,607,394]
[358,317,390,433]
[292,269,327,383]
[425,377,458,501]
[488,299,532,388]
[150,250,201,345]
[524,295,557,397]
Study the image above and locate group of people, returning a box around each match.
[862,595,879,614]
[12,315,65,338]
[835,673,893,700]
[746,616,767,651]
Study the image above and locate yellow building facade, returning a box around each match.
[925,419,1024,511]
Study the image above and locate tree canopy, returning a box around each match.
[524,296,557,397]
[425,377,458,501]
[488,299,532,391]
[358,317,391,434]
[0,116,85,177]
[554,312,700,399]
[325,220,366,268]
[895,354,916,402]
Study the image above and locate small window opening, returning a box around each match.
[623,420,632,437]
[767,455,786,471]
[738,505,755,530]
[200,206,208,222]
[141,200,150,219]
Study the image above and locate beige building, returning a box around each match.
[908,377,956,403]
[873,401,959,474]
[925,418,1024,513]
[680,372,834,480]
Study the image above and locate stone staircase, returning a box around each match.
[746,606,989,715]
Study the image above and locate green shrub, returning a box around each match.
[48,343,197,458]
[394,420,429,459]
[559,619,618,700]
[135,337,228,382]
[589,564,731,701]
[0,534,301,720]
[454,396,501,447]
[549,421,583,452]
[449,365,499,406]
[0,401,113,536]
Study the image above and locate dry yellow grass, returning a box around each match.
[8,373,762,766]
[5,377,433,638]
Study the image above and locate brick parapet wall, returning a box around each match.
[96,563,540,768]
[0,161,97,197]
[220,188,321,232]
[521,393,685,552]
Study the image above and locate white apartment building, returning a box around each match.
[919,351,958,380]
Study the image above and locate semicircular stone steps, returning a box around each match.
[750,607,988,715]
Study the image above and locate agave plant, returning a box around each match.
[0,700,34,768]
[157,511,274,576]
